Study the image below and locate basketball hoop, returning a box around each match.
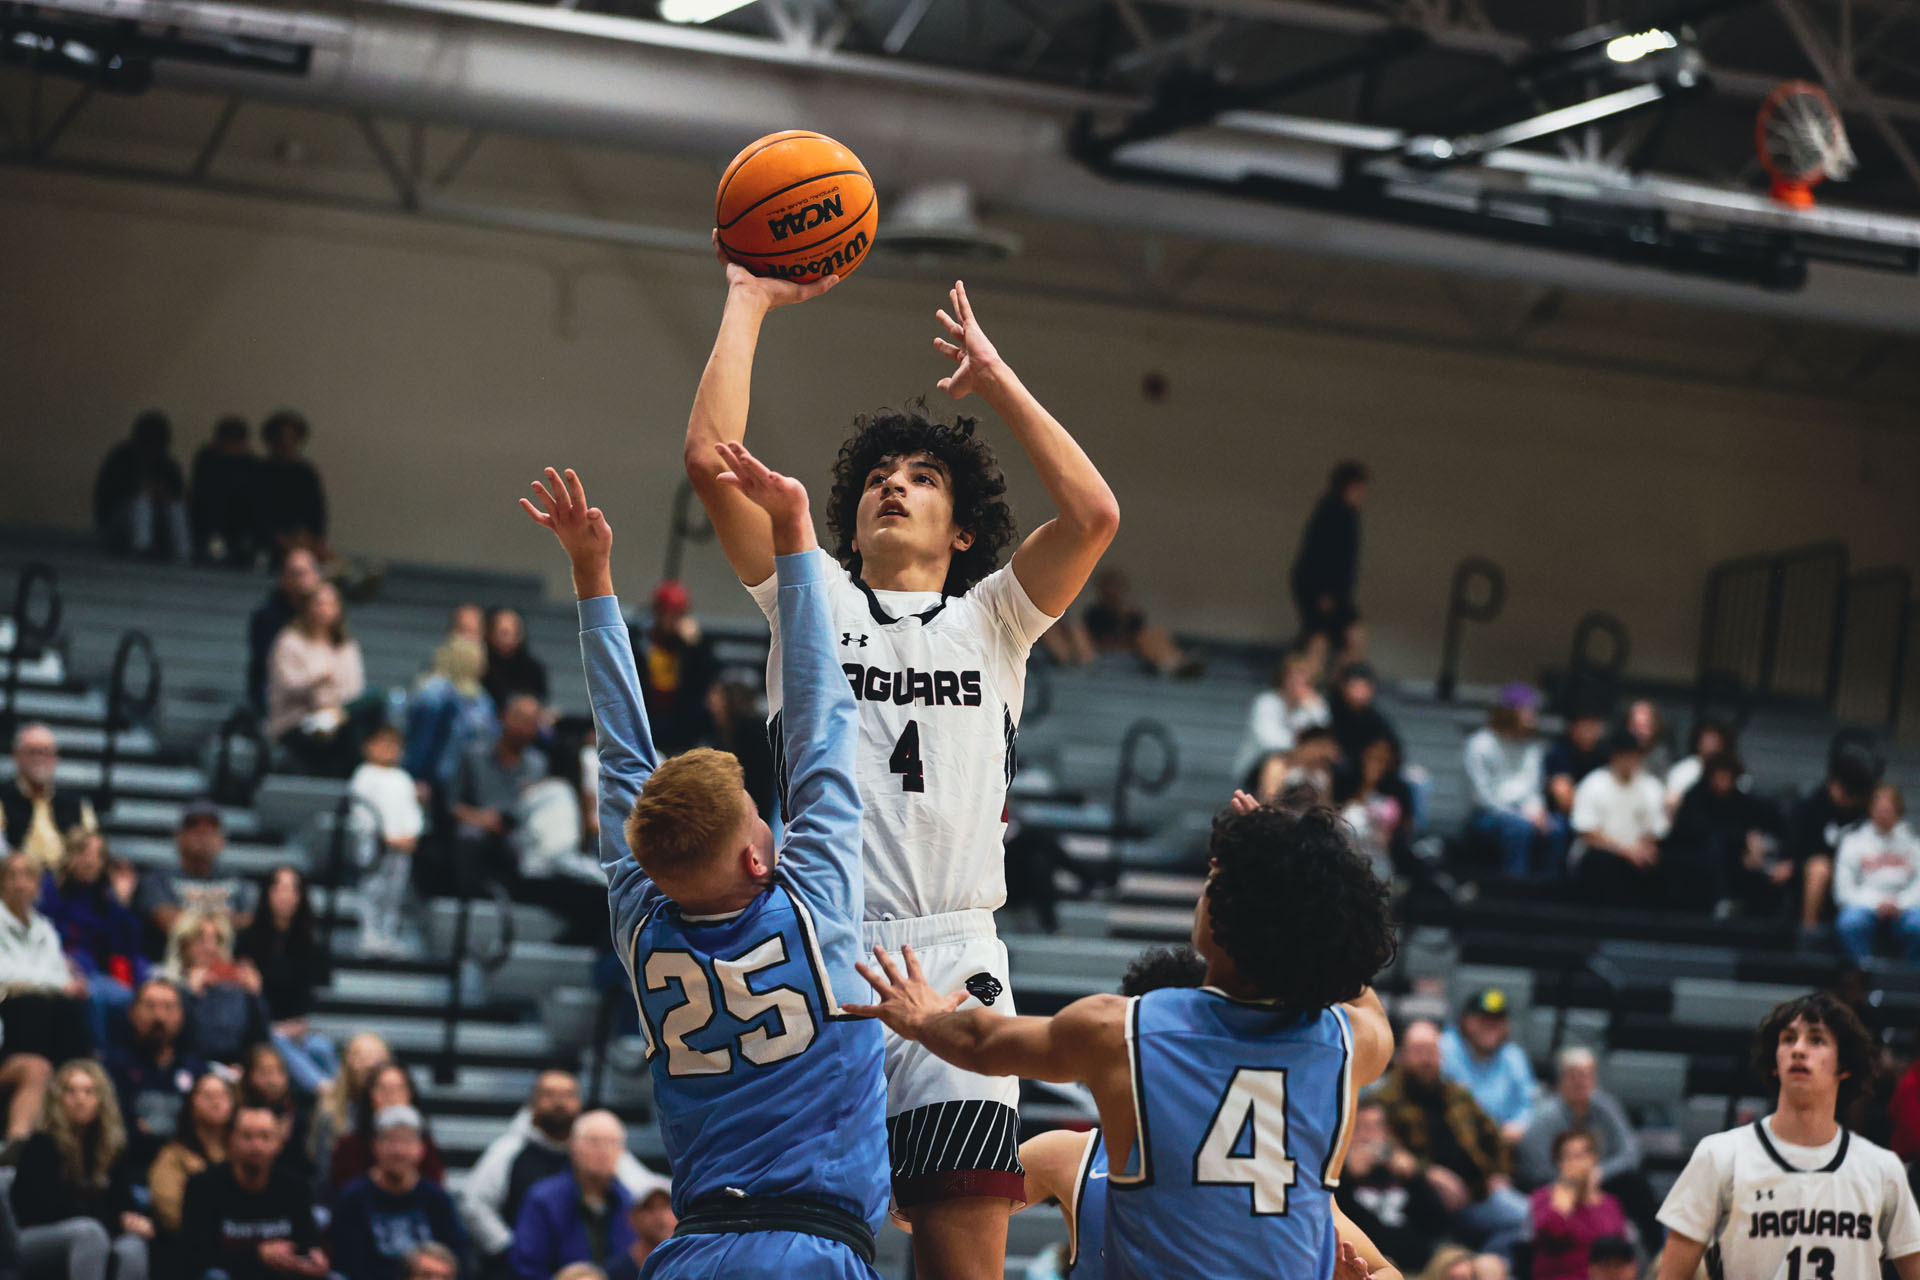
[1755,79,1856,208]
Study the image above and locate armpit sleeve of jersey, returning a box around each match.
[578,594,664,945]
[1879,1152,1920,1259]
[771,549,864,923]
[1656,1135,1729,1245]
[978,563,1062,653]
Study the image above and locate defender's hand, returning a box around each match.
[716,231,839,311]
[713,441,816,555]
[846,944,966,1039]
[1229,789,1260,816]
[933,281,1006,400]
[519,467,614,599]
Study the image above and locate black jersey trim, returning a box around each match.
[1111,995,1154,1190]
[853,576,948,628]
[1751,1118,1851,1174]
[1321,1006,1356,1189]
[1067,1129,1101,1271]
[627,905,663,1063]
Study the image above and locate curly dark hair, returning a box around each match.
[1203,803,1396,1017]
[1119,945,1207,998]
[1751,992,1876,1114]
[824,402,1017,596]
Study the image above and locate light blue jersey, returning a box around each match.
[1068,1131,1110,1280]
[581,549,888,1267]
[1106,988,1355,1280]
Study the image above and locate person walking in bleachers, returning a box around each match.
[148,1073,236,1239]
[1232,651,1331,792]
[267,582,374,778]
[1544,704,1610,831]
[1290,459,1369,671]
[93,410,190,563]
[1527,1131,1627,1280]
[9,1058,153,1280]
[179,1103,334,1280]
[255,410,332,569]
[1663,753,1784,916]
[1373,1020,1530,1264]
[1832,784,1920,966]
[39,827,148,1050]
[449,695,546,894]
[1441,988,1537,1144]
[189,416,259,569]
[1569,731,1668,910]
[507,1112,635,1280]
[1784,746,1876,946]
[160,911,270,1068]
[135,802,257,949]
[246,549,321,717]
[327,1062,446,1196]
[482,608,549,710]
[1664,719,1736,818]
[329,1105,467,1280]
[1463,685,1559,881]
[4,723,98,875]
[106,978,206,1165]
[629,581,717,756]
[1516,1048,1659,1246]
[349,727,425,956]
[235,867,337,1092]
[0,849,94,1148]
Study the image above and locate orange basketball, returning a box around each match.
[715,130,878,283]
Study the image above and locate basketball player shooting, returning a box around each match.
[684,247,1120,1280]
[1656,992,1920,1280]
[849,793,1398,1280]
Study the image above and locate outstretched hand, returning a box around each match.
[716,230,839,311]
[1229,789,1260,816]
[1333,1240,1373,1280]
[845,944,967,1040]
[932,280,1005,401]
[713,441,815,555]
[518,467,614,600]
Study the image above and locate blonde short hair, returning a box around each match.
[624,749,751,881]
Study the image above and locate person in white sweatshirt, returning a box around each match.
[1463,683,1562,880]
[348,723,424,956]
[1833,783,1920,965]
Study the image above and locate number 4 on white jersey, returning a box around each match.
[1195,1068,1297,1215]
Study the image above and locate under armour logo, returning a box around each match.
[964,972,1003,1006]
[842,633,869,647]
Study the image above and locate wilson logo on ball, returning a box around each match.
[767,195,845,242]
[764,230,870,279]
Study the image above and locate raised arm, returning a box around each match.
[519,468,660,928]
[932,282,1119,616]
[683,247,839,588]
[710,442,863,918]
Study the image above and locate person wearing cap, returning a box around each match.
[2,722,99,875]
[1441,988,1539,1144]
[134,801,257,950]
[1463,685,1562,881]
[331,1105,468,1280]
[629,580,717,757]
[1569,729,1669,909]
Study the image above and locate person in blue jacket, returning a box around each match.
[516,452,886,1280]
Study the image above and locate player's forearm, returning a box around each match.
[919,1009,1064,1082]
[975,364,1119,540]
[684,293,768,478]
[1655,1234,1707,1280]
[569,556,614,603]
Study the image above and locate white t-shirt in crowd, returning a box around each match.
[1230,690,1331,781]
[1571,766,1669,864]
[1659,1117,1920,1278]
[1833,821,1920,913]
[349,762,426,842]
[0,906,72,992]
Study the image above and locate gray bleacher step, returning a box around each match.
[3,724,161,758]
[1116,871,1203,905]
[490,943,596,1003]
[110,835,306,878]
[1005,935,1152,983]
[325,968,454,1006]
[0,687,107,720]
[424,899,564,959]
[1672,977,1812,1030]
[1604,1049,1691,1109]
[309,1013,554,1058]
[105,797,263,837]
[541,988,603,1055]
[1,758,207,797]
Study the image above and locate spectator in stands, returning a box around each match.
[136,801,257,948]
[94,410,190,562]
[1415,1244,1507,1280]
[1337,732,1414,885]
[1664,719,1735,817]
[328,1062,447,1195]
[331,1105,467,1280]
[1516,1048,1658,1245]
[603,1187,675,1280]
[4,723,99,874]
[1441,988,1536,1143]
[1570,730,1668,909]
[403,1243,459,1280]
[179,1102,330,1280]
[459,1070,669,1278]
[235,867,337,1093]
[405,635,498,799]
[0,849,93,1145]
[108,855,139,910]
[1330,662,1397,765]
[246,549,322,717]
[1372,1020,1530,1263]
[267,582,373,778]
[449,604,485,645]
[482,608,549,710]
[350,724,426,957]
[630,581,718,755]
[1080,568,1197,677]
[1335,1100,1455,1274]
[1786,747,1876,945]
[1527,1131,1626,1280]
[238,1044,311,1182]
[1463,686,1559,881]
[9,1058,153,1280]
[1232,652,1332,792]
[255,410,331,568]
[148,1073,236,1237]
[1664,753,1784,916]
[190,416,258,568]
[161,911,270,1067]
[1544,705,1610,826]
[1832,784,1920,966]
[309,1033,389,1196]
[39,827,147,1049]
[1584,1236,1636,1280]
[106,978,206,1160]
[1291,460,1368,667]
[450,695,547,894]
[1622,700,1671,779]
[508,1111,635,1280]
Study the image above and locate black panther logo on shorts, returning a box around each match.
[964,972,1003,1006]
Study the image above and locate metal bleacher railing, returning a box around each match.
[1110,718,1177,871]
[0,561,61,741]
[1435,556,1504,702]
[96,629,159,815]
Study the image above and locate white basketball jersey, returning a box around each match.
[1658,1118,1920,1280]
[749,558,1055,920]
